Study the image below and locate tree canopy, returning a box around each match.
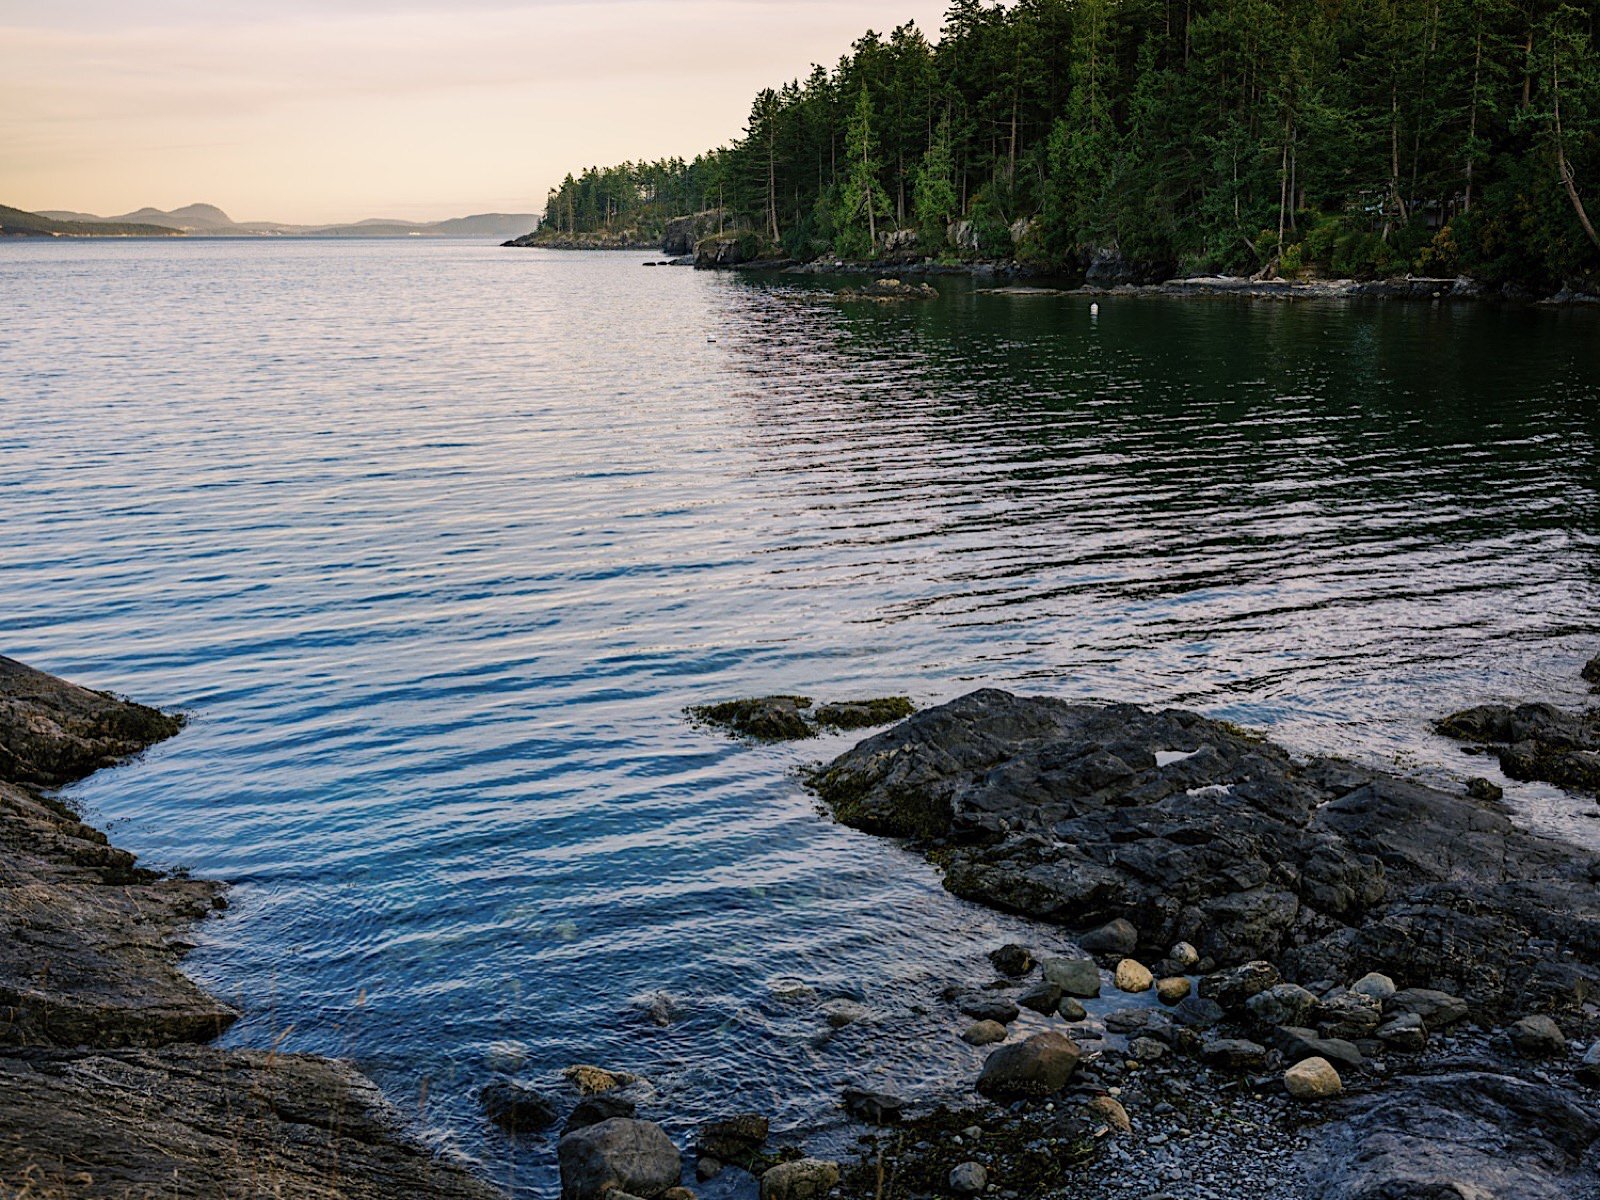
[541,0,1600,285]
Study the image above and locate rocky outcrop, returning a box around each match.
[0,656,502,1199]
[662,210,727,256]
[504,229,657,250]
[693,230,766,268]
[1438,700,1600,794]
[809,690,1600,1018]
[1081,246,1175,286]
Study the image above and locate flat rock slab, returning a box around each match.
[0,1046,502,1199]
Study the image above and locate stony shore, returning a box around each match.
[0,655,502,1200]
[10,650,1600,1200]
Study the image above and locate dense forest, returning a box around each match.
[539,0,1600,285]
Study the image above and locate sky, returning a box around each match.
[0,1,954,224]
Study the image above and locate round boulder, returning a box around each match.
[1113,959,1154,993]
[958,993,1021,1024]
[1156,976,1192,1005]
[1509,1014,1567,1059]
[558,1118,681,1200]
[480,1080,557,1134]
[1079,918,1139,955]
[989,943,1035,977]
[963,1020,1008,1046]
[1083,1094,1131,1132]
[949,1162,988,1195]
[760,1158,839,1200]
[1246,982,1319,1028]
[1350,971,1397,1002]
[1284,1056,1342,1101]
[977,1031,1082,1099]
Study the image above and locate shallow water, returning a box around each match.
[2,241,1598,1194]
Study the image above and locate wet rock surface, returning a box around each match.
[811,687,1600,1200]
[0,657,502,1199]
[1439,700,1600,793]
[690,694,914,741]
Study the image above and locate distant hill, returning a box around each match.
[1,204,182,238]
[35,204,539,240]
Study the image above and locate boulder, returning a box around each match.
[1438,701,1600,794]
[1171,996,1225,1029]
[958,994,1020,1024]
[1041,957,1101,997]
[1113,959,1154,993]
[479,1080,557,1133]
[962,1020,1007,1046]
[1349,972,1396,1002]
[1509,1014,1567,1058]
[1200,961,1281,1010]
[1199,1037,1268,1071]
[1284,1056,1342,1101]
[1156,976,1192,1005]
[563,1065,637,1095]
[558,1118,680,1200]
[976,1031,1082,1099]
[693,230,764,270]
[1246,983,1319,1028]
[1080,918,1139,955]
[1386,988,1469,1029]
[820,998,870,1029]
[1056,996,1088,1021]
[988,943,1035,977]
[1083,1095,1131,1132]
[1374,1012,1427,1052]
[567,1094,637,1133]
[843,1088,905,1125]
[760,1158,839,1200]
[695,1114,768,1167]
[1169,942,1201,970]
[1316,990,1383,1039]
[1018,981,1064,1013]
[948,1162,988,1195]
[690,696,813,741]
[1272,1026,1364,1073]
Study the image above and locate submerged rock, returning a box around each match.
[689,696,815,741]
[836,278,938,302]
[988,942,1035,977]
[695,1112,768,1169]
[480,1079,557,1133]
[567,1093,637,1133]
[563,1064,637,1095]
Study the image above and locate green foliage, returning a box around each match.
[541,0,1600,284]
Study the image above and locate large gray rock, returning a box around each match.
[1386,988,1470,1029]
[558,1118,681,1200]
[1510,1015,1568,1058]
[760,1158,839,1200]
[1041,956,1101,997]
[1309,1071,1600,1199]
[976,1031,1081,1099]
[1246,982,1319,1028]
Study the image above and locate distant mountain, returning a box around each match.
[35,204,539,240]
[1,204,182,238]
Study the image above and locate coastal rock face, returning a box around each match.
[1438,701,1600,793]
[662,210,726,256]
[1082,246,1175,286]
[0,1046,503,1199]
[810,690,1600,1017]
[694,230,763,269]
[0,654,183,788]
[1308,1071,1600,1200]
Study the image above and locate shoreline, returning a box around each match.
[0,655,502,1200]
[6,655,1600,1199]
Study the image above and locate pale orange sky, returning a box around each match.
[0,1,952,224]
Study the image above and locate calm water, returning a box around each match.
[3,240,1599,1193]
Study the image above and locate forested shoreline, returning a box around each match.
[534,0,1600,286]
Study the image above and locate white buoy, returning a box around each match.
[1090,302,1100,316]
